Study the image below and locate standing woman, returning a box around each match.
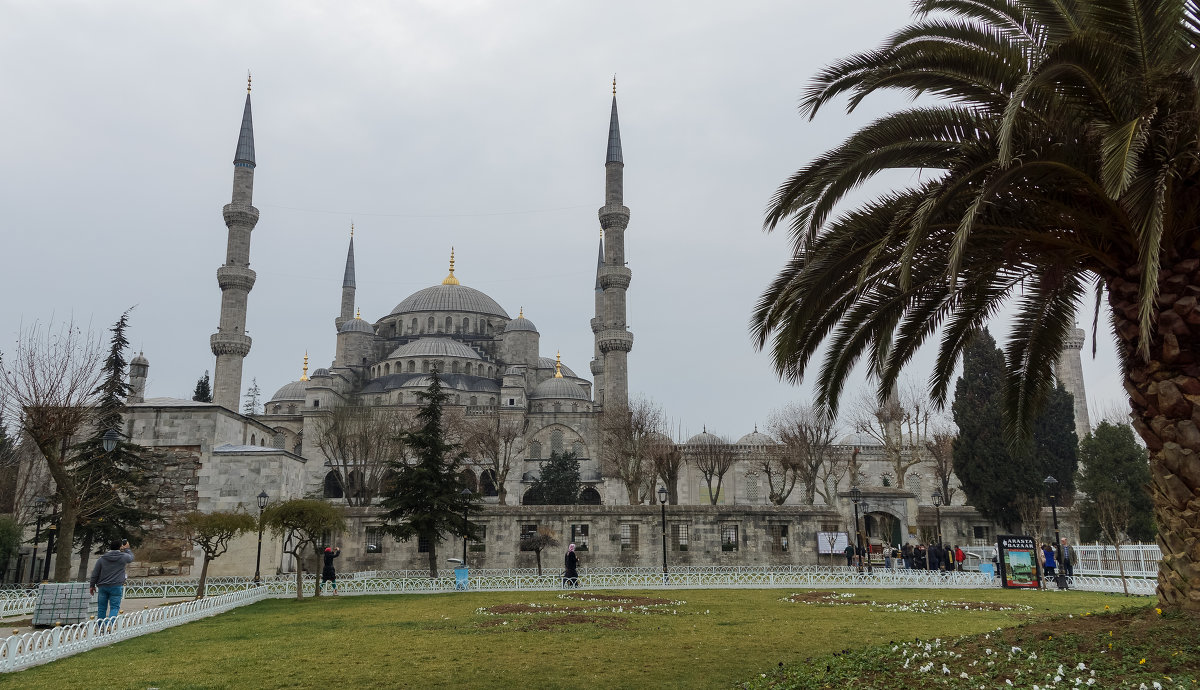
[564,543,579,588]
[322,546,340,595]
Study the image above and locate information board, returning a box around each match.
[816,532,850,554]
[997,535,1040,589]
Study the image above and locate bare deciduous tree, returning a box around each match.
[648,430,684,504]
[1095,490,1133,596]
[816,446,856,506]
[1013,495,1045,538]
[0,321,104,581]
[690,433,736,505]
[463,416,525,505]
[600,397,664,505]
[925,426,958,504]
[767,403,838,504]
[849,381,937,490]
[313,405,414,506]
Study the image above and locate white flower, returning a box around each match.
[942,664,951,675]
[1012,646,1022,654]
[1086,679,1095,686]
[960,672,969,679]
[1077,662,1087,670]
[1055,675,1063,682]
[1153,683,1163,690]
[1006,680,1013,686]
[919,662,933,673]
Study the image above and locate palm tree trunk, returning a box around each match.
[1109,262,1200,611]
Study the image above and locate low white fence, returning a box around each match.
[1074,544,1161,579]
[0,586,270,672]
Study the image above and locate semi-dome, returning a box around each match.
[269,380,307,402]
[311,368,330,378]
[737,429,776,446]
[504,307,538,333]
[686,430,724,445]
[537,357,576,378]
[388,337,482,360]
[529,377,589,401]
[339,317,375,334]
[390,284,509,319]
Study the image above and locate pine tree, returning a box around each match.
[192,371,212,402]
[951,329,1077,529]
[524,451,581,505]
[378,372,477,577]
[242,378,261,416]
[1078,422,1155,542]
[68,310,157,578]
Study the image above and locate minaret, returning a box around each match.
[210,75,259,411]
[589,232,606,405]
[128,352,149,404]
[594,78,634,410]
[1056,324,1091,441]
[335,223,356,330]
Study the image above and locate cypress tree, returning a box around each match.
[192,371,212,403]
[525,451,581,505]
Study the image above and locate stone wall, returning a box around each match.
[129,446,202,578]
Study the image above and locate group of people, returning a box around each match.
[1038,538,1077,580]
[842,541,969,570]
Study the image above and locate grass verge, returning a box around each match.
[0,588,1142,689]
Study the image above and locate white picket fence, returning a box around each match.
[1074,544,1161,579]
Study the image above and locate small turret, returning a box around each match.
[128,351,149,404]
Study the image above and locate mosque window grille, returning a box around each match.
[553,403,562,413]
[721,524,739,552]
[570,524,590,551]
[550,430,564,455]
[745,472,760,502]
[769,524,789,553]
[417,534,432,553]
[408,360,416,373]
[365,526,384,554]
[519,524,539,544]
[462,317,470,332]
[445,316,453,332]
[572,441,584,457]
[620,523,639,551]
[672,524,689,551]
[469,525,487,552]
[529,441,542,459]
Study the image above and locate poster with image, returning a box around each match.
[997,535,1040,589]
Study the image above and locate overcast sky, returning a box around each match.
[0,1,1129,440]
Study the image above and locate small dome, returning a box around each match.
[686,431,724,445]
[339,317,375,335]
[388,337,483,360]
[130,352,149,366]
[537,357,576,378]
[835,431,881,447]
[269,380,308,402]
[737,430,776,445]
[311,368,330,378]
[530,377,589,401]
[504,316,538,333]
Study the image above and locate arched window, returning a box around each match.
[408,360,416,373]
[380,469,399,495]
[287,404,296,415]
[250,434,256,445]
[529,441,543,459]
[480,470,498,497]
[445,316,454,332]
[347,470,365,500]
[579,487,602,505]
[273,405,281,414]
[452,361,460,373]
[422,360,429,373]
[489,397,495,405]
[572,441,584,457]
[458,469,477,493]
[572,403,579,412]
[469,396,477,406]
[428,316,435,331]
[411,318,418,334]
[550,430,564,456]
[462,317,470,332]
[553,403,562,413]
[384,363,390,375]
[323,471,344,499]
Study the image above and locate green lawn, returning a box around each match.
[0,588,1142,689]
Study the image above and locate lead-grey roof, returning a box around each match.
[594,236,604,292]
[387,337,482,360]
[504,316,538,333]
[343,236,355,289]
[361,373,501,394]
[736,430,776,446]
[339,317,375,335]
[234,93,255,167]
[686,431,723,445]
[390,284,509,319]
[530,377,589,401]
[537,357,577,378]
[606,96,622,164]
[269,380,307,402]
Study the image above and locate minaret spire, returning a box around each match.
[594,82,633,410]
[211,78,260,411]
[589,230,606,402]
[336,222,356,330]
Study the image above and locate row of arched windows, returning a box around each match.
[372,359,496,379]
[391,316,497,337]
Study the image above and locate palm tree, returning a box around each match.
[753,0,1200,610]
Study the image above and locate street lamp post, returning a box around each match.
[931,489,944,547]
[253,490,268,584]
[860,500,873,574]
[42,517,57,582]
[461,487,472,566]
[29,498,47,584]
[1044,476,1065,589]
[658,486,668,583]
[849,486,863,572]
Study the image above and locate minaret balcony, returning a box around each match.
[598,266,632,290]
[590,317,604,333]
[216,265,257,292]
[597,329,634,353]
[210,332,252,357]
[597,204,630,229]
[222,203,260,228]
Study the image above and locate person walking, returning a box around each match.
[902,543,914,569]
[321,546,340,595]
[1041,543,1057,582]
[90,539,134,620]
[954,545,966,572]
[563,543,579,588]
[1059,538,1075,578]
[843,542,856,567]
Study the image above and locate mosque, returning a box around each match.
[110,80,1090,577]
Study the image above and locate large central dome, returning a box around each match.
[390,284,509,318]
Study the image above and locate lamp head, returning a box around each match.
[932,489,942,505]
[461,487,472,497]
[257,490,269,510]
[657,486,668,504]
[33,496,47,518]
[101,429,120,453]
[850,485,861,503]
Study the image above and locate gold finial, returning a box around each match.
[442,247,460,285]
[355,308,361,320]
[301,352,309,381]
[350,221,354,238]
[554,351,563,378]
[247,71,252,94]
[612,74,616,96]
[519,306,524,319]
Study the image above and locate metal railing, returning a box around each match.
[1074,544,1161,578]
[0,586,271,672]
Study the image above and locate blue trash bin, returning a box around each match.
[979,563,995,578]
[454,566,469,591]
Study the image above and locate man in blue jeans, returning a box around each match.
[89,539,134,620]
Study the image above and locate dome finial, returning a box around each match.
[350,220,354,238]
[247,70,252,94]
[355,307,361,320]
[612,74,616,96]
[301,351,309,381]
[442,247,460,285]
[519,306,524,319]
[554,351,563,378]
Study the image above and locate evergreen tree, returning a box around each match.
[952,329,1077,529]
[192,371,212,403]
[68,310,156,577]
[242,378,261,416]
[524,451,581,505]
[1078,422,1155,542]
[378,372,477,577]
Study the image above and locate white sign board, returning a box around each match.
[816,531,850,554]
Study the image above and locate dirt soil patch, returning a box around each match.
[480,603,591,615]
[782,592,1016,611]
[782,591,841,603]
[560,592,673,606]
